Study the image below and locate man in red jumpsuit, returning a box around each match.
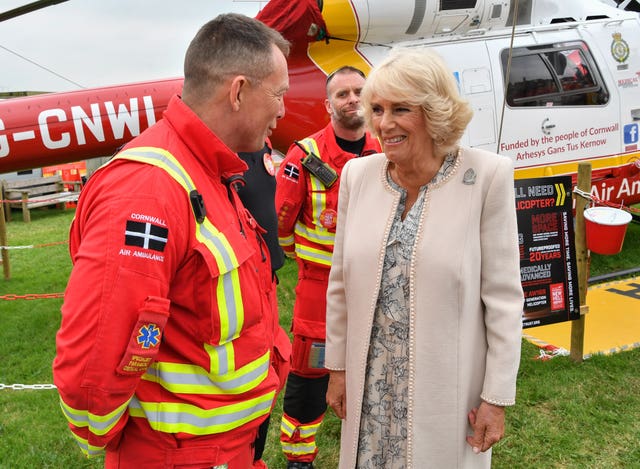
[53,14,291,469]
[275,66,381,468]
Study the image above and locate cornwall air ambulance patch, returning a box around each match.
[125,220,168,252]
[283,162,300,182]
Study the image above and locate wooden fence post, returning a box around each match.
[0,199,10,279]
[570,162,592,362]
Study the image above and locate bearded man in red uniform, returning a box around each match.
[275,66,381,468]
[53,14,291,469]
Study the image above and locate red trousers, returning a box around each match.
[105,417,255,469]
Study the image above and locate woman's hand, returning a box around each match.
[326,370,347,419]
[466,401,506,453]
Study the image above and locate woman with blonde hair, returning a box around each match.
[325,47,523,468]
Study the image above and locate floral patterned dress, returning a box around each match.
[356,154,457,469]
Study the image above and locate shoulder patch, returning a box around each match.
[283,162,300,182]
[125,220,168,252]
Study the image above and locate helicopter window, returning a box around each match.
[505,54,559,105]
[502,41,608,107]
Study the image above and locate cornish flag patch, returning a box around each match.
[283,163,300,181]
[125,221,168,252]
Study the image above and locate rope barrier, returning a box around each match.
[0,292,64,300]
[0,213,71,394]
[0,383,57,390]
[0,240,68,250]
[572,187,640,214]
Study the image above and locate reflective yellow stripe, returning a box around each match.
[279,234,295,248]
[142,348,271,395]
[68,432,106,457]
[310,173,325,219]
[208,341,235,375]
[129,391,275,435]
[294,221,335,246]
[280,415,297,437]
[295,139,334,267]
[295,244,333,266]
[297,420,322,438]
[299,138,328,222]
[280,414,322,438]
[217,269,244,342]
[59,396,129,436]
[114,146,195,190]
[281,442,317,456]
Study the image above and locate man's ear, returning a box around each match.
[229,76,249,112]
[324,98,332,115]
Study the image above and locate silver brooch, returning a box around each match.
[462,168,476,185]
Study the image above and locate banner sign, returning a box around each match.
[515,176,580,328]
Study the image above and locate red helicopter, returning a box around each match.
[1,0,639,208]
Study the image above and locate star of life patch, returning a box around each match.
[124,220,168,252]
[137,324,161,349]
[118,323,163,375]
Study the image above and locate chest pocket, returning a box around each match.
[193,215,266,346]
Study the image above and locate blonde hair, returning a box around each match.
[362,47,473,156]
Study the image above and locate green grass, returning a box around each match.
[1,207,639,469]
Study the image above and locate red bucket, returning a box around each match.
[583,207,632,255]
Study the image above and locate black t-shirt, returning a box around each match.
[237,143,285,272]
[335,135,366,156]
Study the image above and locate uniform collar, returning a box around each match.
[321,122,380,165]
[163,95,248,177]
[321,123,350,167]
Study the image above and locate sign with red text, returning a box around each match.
[500,123,619,164]
[515,176,580,328]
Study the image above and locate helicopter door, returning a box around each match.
[486,35,620,168]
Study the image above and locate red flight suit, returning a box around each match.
[53,96,290,468]
[275,122,381,463]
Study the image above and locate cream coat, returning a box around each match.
[325,148,524,468]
